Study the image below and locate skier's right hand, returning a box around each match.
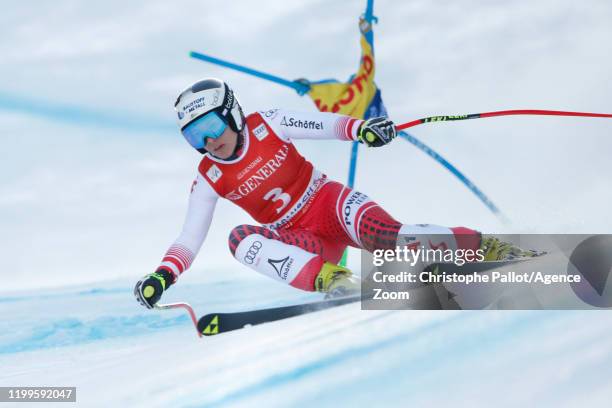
[134,269,176,309]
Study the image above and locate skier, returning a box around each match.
[134,78,532,308]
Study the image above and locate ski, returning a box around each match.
[197,295,361,336]
[161,256,546,338]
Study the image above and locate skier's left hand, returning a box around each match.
[357,117,397,147]
[134,269,175,309]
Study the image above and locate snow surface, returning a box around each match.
[2,0,612,406]
[2,270,612,407]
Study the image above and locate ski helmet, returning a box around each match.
[174,78,245,154]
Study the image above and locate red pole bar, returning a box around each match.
[396,109,612,131]
[155,302,203,338]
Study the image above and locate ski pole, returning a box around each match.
[399,131,508,223]
[364,0,377,23]
[154,302,202,338]
[396,109,612,131]
[189,51,310,95]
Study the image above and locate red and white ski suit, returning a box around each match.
[157,109,480,290]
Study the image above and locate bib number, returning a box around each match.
[264,187,291,214]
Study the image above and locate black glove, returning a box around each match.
[134,269,175,309]
[357,117,397,147]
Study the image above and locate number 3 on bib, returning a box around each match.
[264,187,291,214]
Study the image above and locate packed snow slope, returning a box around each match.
[1,0,612,406]
[2,268,611,407]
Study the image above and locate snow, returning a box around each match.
[2,268,612,406]
[2,0,612,405]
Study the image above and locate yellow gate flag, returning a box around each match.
[305,22,387,120]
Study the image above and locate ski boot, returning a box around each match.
[479,236,545,261]
[314,261,360,298]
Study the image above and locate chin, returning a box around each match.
[212,148,232,159]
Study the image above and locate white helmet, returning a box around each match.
[174,78,245,154]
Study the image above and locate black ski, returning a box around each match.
[197,295,360,336]
[197,256,545,336]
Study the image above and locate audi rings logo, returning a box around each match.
[244,241,263,264]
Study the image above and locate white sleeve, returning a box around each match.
[156,173,219,278]
[258,109,363,142]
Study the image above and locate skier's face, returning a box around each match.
[205,126,238,159]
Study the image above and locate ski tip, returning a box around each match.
[197,314,220,336]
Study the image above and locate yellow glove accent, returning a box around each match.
[143,285,155,298]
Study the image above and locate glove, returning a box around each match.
[134,269,175,309]
[357,117,397,147]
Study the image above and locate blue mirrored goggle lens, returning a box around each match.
[182,111,228,149]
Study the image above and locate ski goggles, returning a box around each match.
[181,111,228,150]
